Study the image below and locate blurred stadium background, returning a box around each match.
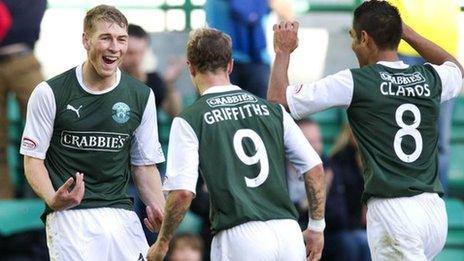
[2,0,464,260]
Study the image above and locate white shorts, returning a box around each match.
[46,207,149,261]
[211,219,305,261]
[367,193,447,261]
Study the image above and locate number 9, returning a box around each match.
[233,129,269,188]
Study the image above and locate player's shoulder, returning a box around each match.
[120,71,151,91]
[46,67,77,89]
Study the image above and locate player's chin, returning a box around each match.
[98,66,117,78]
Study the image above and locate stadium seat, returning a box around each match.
[448,144,464,198]
[0,199,44,236]
[435,248,464,261]
[311,108,343,123]
[446,198,464,230]
[445,198,464,250]
[6,94,23,190]
[176,210,203,235]
[310,108,345,153]
[451,96,464,124]
[451,125,464,143]
[446,230,464,248]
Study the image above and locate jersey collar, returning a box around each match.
[202,85,241,96]
[377,60,410,69]
[75,63,121,95]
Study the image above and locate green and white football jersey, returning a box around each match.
[20,65,165,219]
[287,61,462,202]
[163,85,321,233]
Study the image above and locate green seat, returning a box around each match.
[449,145,464,198]
[446,198,464,230]
[310,108,345,153]
[435,248,464,261]
[320,123,342,153]
[446,230,464,248]
[6,94,24,191]
[452,96,464,124]
[311,108,343,124]
[176,210,203,235]
[0,199,44,236]
[451,125,464,143]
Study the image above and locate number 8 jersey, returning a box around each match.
[287,60,462,202]
[163,85,322,234]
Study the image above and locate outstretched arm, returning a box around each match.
[402,23,464,77]
[147,190,194,261]
[267,20,299,109]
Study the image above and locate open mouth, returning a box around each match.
[102,56,117,65]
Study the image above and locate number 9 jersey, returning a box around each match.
[286,60,462,202]
[163,85,322,234]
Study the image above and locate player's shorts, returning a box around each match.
[46,207,149,261]
[211,219,305,261]
[367,192,447,261]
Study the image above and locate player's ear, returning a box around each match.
[187,61,196,77]
[82,32,90,50]
[227,59,234,75]
[360,30,369,46]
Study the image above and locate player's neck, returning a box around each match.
[195,72,231,95]
[371,50,399,64]
[82,61,117,91]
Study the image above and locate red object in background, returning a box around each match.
[0,0,12,42]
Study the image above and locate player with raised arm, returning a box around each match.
[268,1,463,260]
[147,27,326,261]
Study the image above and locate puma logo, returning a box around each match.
[66,104,83,118]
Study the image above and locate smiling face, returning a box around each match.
[83,21,128,79]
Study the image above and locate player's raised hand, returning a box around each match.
[164,56,186,84]
[273,20,299,54]
[144,204,164,232]
[48,172,85,211]
[303,229,324,261]
[147,240,169,261]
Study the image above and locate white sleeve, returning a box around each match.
[130,90,165,165]
[286,69,354,119]
[20,82,55,159]
[162,117,199,194]
[427,61,463,102]
[282,106,322,177]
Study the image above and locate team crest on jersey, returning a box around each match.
[112,102,130,124]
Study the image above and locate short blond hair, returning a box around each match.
[83,5,128,34]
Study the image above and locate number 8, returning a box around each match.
[233,129,269,188]
[394,103,423,163]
